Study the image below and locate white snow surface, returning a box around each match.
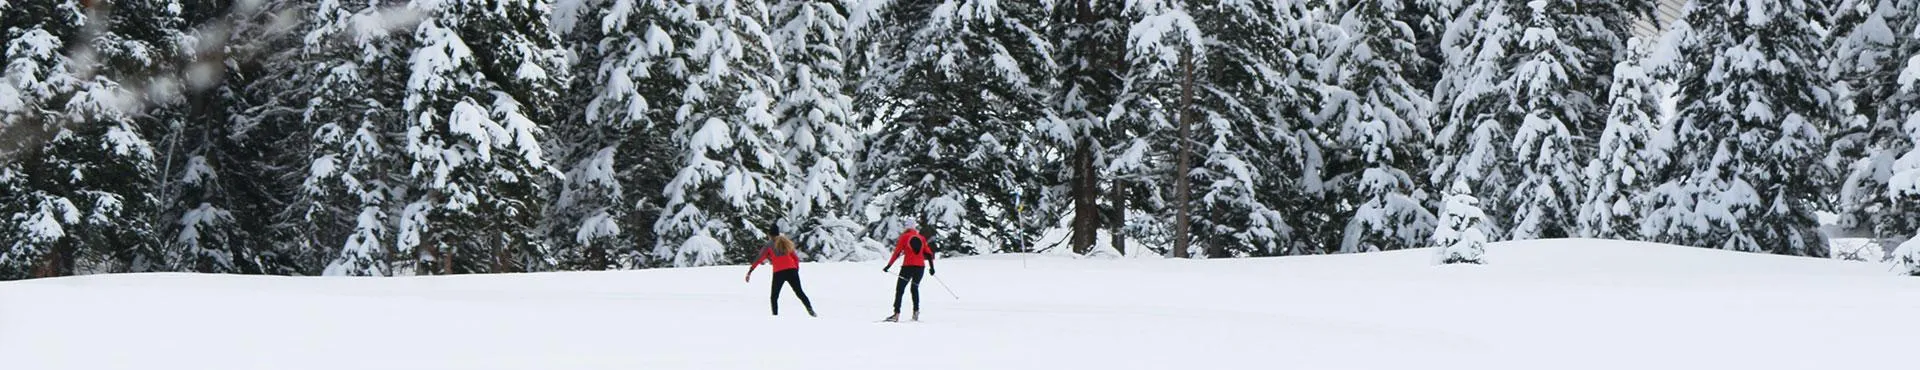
[4,239,1918,370]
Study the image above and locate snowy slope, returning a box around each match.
[3,239,1917,370]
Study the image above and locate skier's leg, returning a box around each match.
[908,267,923,312]
[788,271,814,314]
[769,271,785,315]
[892,271,910,314]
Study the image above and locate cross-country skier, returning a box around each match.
[748,225,816,317]
[882,220,935,322]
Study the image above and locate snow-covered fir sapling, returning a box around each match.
[1434,180,1488,265]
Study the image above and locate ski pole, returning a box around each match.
[929,273,959,300]
[1016,190,1026,269]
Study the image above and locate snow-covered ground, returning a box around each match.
[4,239,1916,370]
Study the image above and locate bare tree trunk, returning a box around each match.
[494,236,508,273]
[381,216,398,275]
[1071,143,1100,254]
[586,242,606,271]
[429,245,452,275]
[422,246,436,275]
[1065,0,1103,256]
[33,244,73,278]
[1172,43,1196,259]
[32,260,53,278]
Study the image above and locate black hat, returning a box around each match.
[770,222,782,236]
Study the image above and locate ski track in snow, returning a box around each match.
[4,239,1919,370]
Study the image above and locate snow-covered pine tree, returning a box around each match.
[1829,0,1920,252]
[1433,179,1487,264]
[1431,0,1651,242]
[1112,0,1197,257]
[1429,0,1514,240]
[161,125,249,274]
[1644,0,1837,257]
[0,0,84,278]
[652,0,790,267]
[156,0,285,274]
[207,0,338,275]
[1175,1,1325,257]
[397,0,567,274]
[1321,0,1438,253]
[1876,0,1920,275]
[851,0,1051,256]
[0,0,179,276]
[1578,40,1668,241]
[279,0,416,276]
[1044,0,1127,256]
[1502,0,1592,240]
[1547,0,1656,151]
[769,0,872,261]
[100,0,192,274]
[547,0,689,270]
[545,0,601,270]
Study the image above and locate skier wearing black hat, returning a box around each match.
[747,223,815,317]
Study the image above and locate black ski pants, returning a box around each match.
[770,269,813,315]
[892,266,924,314]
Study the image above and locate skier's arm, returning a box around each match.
[747,248,769,277]
[885,240,904,267]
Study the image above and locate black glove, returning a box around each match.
[882,265,891,273]
[930,267,937,276]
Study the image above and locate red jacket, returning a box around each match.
[750,247,800,272]
[888,229,933,267]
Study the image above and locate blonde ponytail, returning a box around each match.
[774,235,797,255]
